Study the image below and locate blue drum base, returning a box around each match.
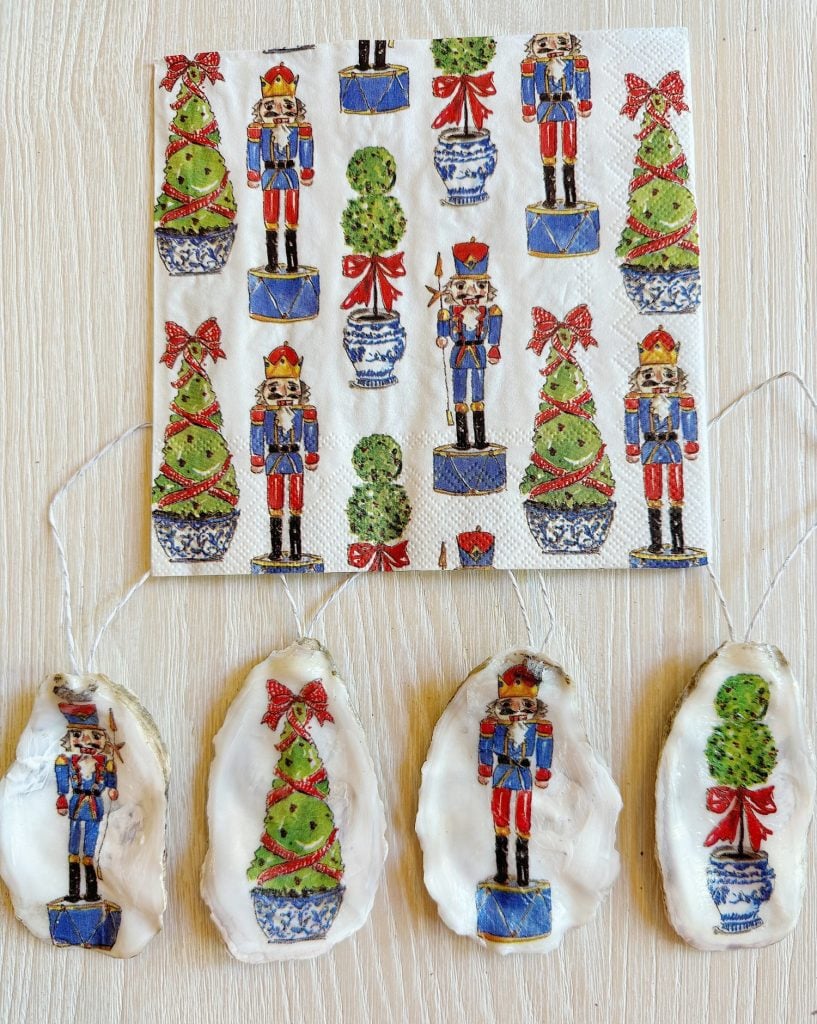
[343,311,406,388]
[339,65,409,113]
[433,129,497,206]
[248,266,320,322]
[629,545,708,569]
[526,201,600,257]
[476,880,551,943]
[48,899,122,949]
[524,500,615,554]
[252,886,344,943]
[155,224,236,276]
[433,444,507,496]
[707,851,774,934]
[152,509,240,562]
[620,264,701,314]
[251,552,324,575]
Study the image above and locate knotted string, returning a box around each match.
[706,371,817,642]
[279,572,364,642]
[48,423,151,674]
[506,571,556,651]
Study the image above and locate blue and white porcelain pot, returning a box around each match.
[152,509,239,563]
[251,886,344,943]
[524,500,615,555]
[620,265,701,315]
[706,849,775,933]
[433,129,497,206]
[154,224,236,277]
[343,310,406,388]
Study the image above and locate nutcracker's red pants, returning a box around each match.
[263,189,300,230]
[643,463,684,506]
[267,473,304,514]
[539,121,577,165]
[491,787,532,840]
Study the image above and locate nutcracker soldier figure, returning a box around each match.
[247,64,320,322]
[476,661,554,942]
[624,327,707,568]
[47,697,123,949]
[432,239,507,496]
[250,345,324,574]
[339,40,409,115]
[521,33,600,257]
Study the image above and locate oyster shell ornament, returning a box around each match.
[0,672,169,957]
[202,638,386,961]
[657,641,816,949]
[417,649,621,953]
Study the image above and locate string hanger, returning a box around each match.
[706,371,817,643]
[507,570,556,651]
[279,573,364,642]
[48,423,151,675]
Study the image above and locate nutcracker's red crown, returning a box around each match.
[638,325,678,366]
[261,64,298,98]
[497,665,540,700]
[265,344,302,379]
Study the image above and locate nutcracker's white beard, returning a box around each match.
[508,720,528,746]
[274,404,297,431]
[650,393,673,422]
[272,123,291,149]
[546,57,567,82]
[78,754,97,780]
[460,305,482,331]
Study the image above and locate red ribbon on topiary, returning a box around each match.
[704,785,776,853]
[161,318,225,369]
[160,53,224,96]
[262,680,334,733]
[348,540,410,572]
[341,253,406,312]
[620,71,688,125]
[431,72,495,131]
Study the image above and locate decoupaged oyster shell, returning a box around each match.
[657,641,816,950]
[0,673,169,957]
[417,648,621,954]
[201,638,386,962]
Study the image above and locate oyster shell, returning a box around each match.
[657,641,816,949]
[416,648,621,954]
[201,638,387,961]
[0,673,169,957]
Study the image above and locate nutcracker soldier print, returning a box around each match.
[521,33,600,257]
[624,327,707,568]
[431,239,507,496]
[250,345,324,574]
[475,661,554,943]
[246,64,320,322]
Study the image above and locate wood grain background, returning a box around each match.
[1,1,816,1021]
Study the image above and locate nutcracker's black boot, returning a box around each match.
[65,861,81,903]
[265,229,278,272]
[494,835,509,884]
[285,229,298,272]
[543,165,557,208]
[516,838,530,888]
[84,863,99,903]
[670,506,685,554]
[472,410,488,450]
[648,507,663,554]
[269,517,283,561]
[563,164,577,207]
[289,517,302,561]
[357,39,371,70]
[455,411,470,450]
[374,40,388,69]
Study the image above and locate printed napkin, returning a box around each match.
[150,28,711,576]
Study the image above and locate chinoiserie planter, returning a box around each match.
[706,850,775,934]
[152,509,240,562]
[620,265,701,315]
[342,310,406,388]
[155,224,237,277]
[251,886,345,943]
[433,129,497,206]
[523,500,615,555]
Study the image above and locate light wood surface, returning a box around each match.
[2,1,816,1021]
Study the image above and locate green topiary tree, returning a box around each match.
[616,71,699,273]
[347,435,412,570]
[520,306,615,509]
[154,54,237,236]
[152,319,239,518]
[704,674,778,856]
[431,38,497,136]
[247,681,344,897]
[341,148,406,317]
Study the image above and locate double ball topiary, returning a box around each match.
[346,434,411,544]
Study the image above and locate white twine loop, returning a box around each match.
[507,570,556,651]
[706,371,817,642]
[48,423,151,674]
[279,572,363,641]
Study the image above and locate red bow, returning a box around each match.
[160,52,224,93]
[528,305,596,356]
[160,318,225,368]
[262,679,333,732]
[341,252,406,312]
[620,71,688,121]
[348,540,410,572]
[704,785,776,853]
[431,72,495,131]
